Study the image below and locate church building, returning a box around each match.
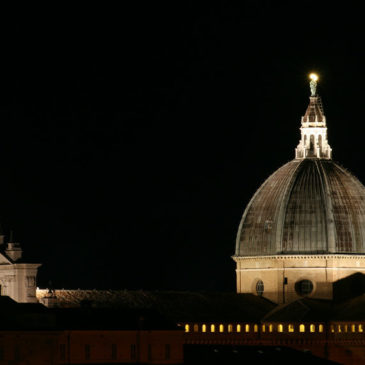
[233,74,365,304]
[0,234,40,303]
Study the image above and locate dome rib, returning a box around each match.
[235,159,365,256]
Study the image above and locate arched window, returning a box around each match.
[269,324,273,333]
[351,324,356,333]
[210,324,215,333]
[202,324,207,333]
[319,324,324,333]
[245,324,250,333]
[288,324,294,333]
[219,324,224,333]
[299,324,305,333]
[236,324,241,333]
[278,324,283,333]
[256,280,264,296]
[254,324,258,333]
[309,135,315,154]
[228,324,233,333]
[337,325,342,333]
[262,325,266,333]
[310,324,315,333]
[185,324,190,333]
[193,324,199,332]
[359,324,364,333]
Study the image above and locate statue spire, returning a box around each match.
[309,73,318,96]
[295,73,332,160]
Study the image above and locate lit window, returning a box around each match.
[228,324,233,333]
[359,324,363,333]
[330,325,334,333]
[337,325,342,333]
[193,324,199,332]
[351,324,356,333]
[262,325,266,333]
[319,324,324,333]
[269,324,273,333]
[299,324,305,333]
[185,324,190,333]
[344,325,348,333]
[202,324,207,333]
[245,324,250,333]
[236,324,241,333]
[278,324,283,333]
[211,324,215,333]
[254,324,258,332]
[310,324,315,333]
[219,324,224,333]
[288,324,294,333]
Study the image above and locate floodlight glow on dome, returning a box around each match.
[309,73,319,81]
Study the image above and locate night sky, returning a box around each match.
[1,4,365,291]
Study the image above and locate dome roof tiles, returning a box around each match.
[236,159,365,256]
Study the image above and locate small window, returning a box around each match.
[299,324,305,333]
[319,324,324,333]
[112,344,117,360]
[185,324,190,333]
[131,344,136,360]
[211,324,215,333]
[262,324,266,333]
[165,345,170,360]
[256,280,264,296]
[288,324,294,333]
[148,344,152,361]
[60,344,66,361]
[228,324,233,333]
[219,324,224,333]
[359,324,364,333]
[344,325,348,333]
[295,280,314,296]
[193,324,199,332]
[351,324,356,333]
[269,324,273,333]
[202,324,207,333]
[310,324,315,333]
[245,324,250,333]
[236,324,241,333]
[278,324,283,333]
[337,325,342,333]
[330,325,335,333]
[254,324,258,332]
[85,345,90,360]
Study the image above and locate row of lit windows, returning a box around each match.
[185,324,257,334]
[185,323,365,334]
[330,324,364,333]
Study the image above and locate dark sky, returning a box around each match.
[1,3,365,291]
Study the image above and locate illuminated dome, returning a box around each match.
[233,75,365,304]
[235,158,365,256]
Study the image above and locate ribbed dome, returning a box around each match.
[236,159,365,256]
